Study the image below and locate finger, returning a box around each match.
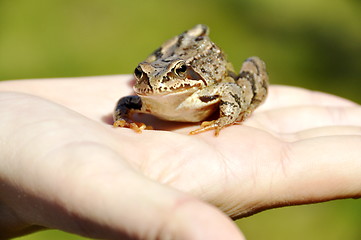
[60,147,244,240]
[259,85,358,111]
[0,92,245,240]
[268,135,361,208]
[1,143,245,240]
[249,105,361,133]
[236,135,361,219]
[286,126,361,141]
[0,75,133,120]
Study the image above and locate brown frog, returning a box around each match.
[113,24,268,135]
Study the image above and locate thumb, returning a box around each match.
[59,161,247,240]
[0,92,245,239]
[1,142,245,240]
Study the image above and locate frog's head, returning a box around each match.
[133,58,208,95]
[132,24,229,96]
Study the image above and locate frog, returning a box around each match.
[113,24,268,136]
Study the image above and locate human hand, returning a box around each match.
[0,75,360,239]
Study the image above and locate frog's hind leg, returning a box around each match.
[237,56,269,111]
[190,56,269,136]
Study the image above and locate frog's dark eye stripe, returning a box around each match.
[199,95,219,103]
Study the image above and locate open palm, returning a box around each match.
[1,75,360,240]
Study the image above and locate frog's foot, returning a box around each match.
[238,110,252,122]
[113,119,153,133]
[189,120,224,136]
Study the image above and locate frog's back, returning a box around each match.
[146,24,235,85]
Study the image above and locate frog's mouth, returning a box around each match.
[135,83,202,96]
[134,63,208,95]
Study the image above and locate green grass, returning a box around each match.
[2,0,361,239]
[14,230,87,240]
[12,199,361,240]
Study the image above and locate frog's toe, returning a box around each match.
[128,122,144,133]
[113,119,124,127]
[113,119,151,133]
[189,120,223,136]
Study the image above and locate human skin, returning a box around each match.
[0,75,360,239]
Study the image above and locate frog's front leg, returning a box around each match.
[189,82,254,136]
[113,95,151,133]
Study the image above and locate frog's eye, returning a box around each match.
[174,62,188,77]
[134,66,143,79]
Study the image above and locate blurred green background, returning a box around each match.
[1,0,360,239]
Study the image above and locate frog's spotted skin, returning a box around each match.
[113,24,269,135]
